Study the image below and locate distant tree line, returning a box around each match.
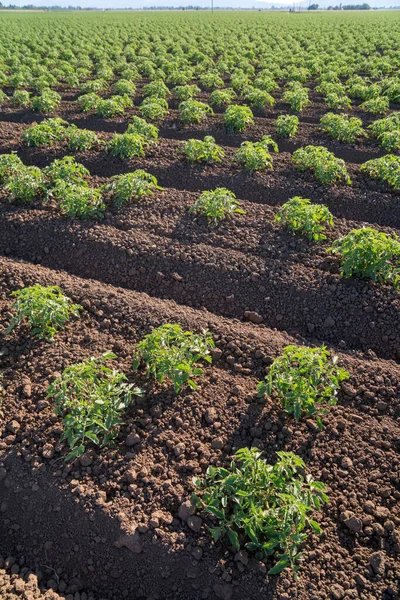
[327,3,371,8]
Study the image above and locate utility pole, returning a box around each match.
[211,0,213,13]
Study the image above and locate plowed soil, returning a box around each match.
[0,81,399,600]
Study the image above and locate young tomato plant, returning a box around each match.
[44,156,90,186]
[361,96,389,115]
[193,447,328,575]
[173,85,201,102]
[292,145,351,185]
[127,116,159,143]
[6,285,82,340]
[132,323,214,393]
[179,100,213,125]
[208,88,236,107]
[319,113,364,144]
[233,136,278,173]
[224,105,254,132]
[139,97,169,121]
[106,133,147,160]
[329,227,400,288]
[21,118,69,147]
[0,153,24,183]
[276,196,334,241]
[50,181,105,219]
[48,351,143,461]
[360,154,400,191]
[4,165,45,204]
[369,114,400,152]
[243,87,274,111]
[106,170,162,207]
[191,188,245,224]
[276,114,298,138]
[181,136,225,164]
[257,345,349,426]
[283,83,309,112]
[66,126,100,152]
[32,90,61,113]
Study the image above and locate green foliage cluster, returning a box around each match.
[319,113,364,143]
[208,88,236,107]
[193,447,328,574]
[181,136,225,164]
[276,114,299,138]
[233,136,278,173]
[191,188,245,224]
[368,113,400,152]
[6,284,81,340]
[224,105,254,132]
[329,227,400,287]
[276,196,334,241]
[257,345,349,425]
[106,133,147,159]
[132,323,214,393]
[106,170,162,206]
[283,83,309,112]
[139,97,169,121]
[48,351,142,461]
[360,154,400,191]
[179,100,213,124]
[292,145,351,184]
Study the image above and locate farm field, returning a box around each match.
[0,9,399,600]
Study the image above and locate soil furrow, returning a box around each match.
[0,210,398,360]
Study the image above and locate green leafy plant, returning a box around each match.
[208,88,236,107]
[193,447,328,575]
[139,97,169,121]
[276,114,298,138]
[0,89,7,104]
[361,96,389,115]
[329,227,400,287]
[360,154,400,191]
[319,113,364,143]
[132,323,214,393]
[181,136,225,164]
[44,156,90,186]
[21,118,69,147]
[224,105,254,132]
[179,100,213,125]
[112,79,136,96]
[4,165,45,204]
[0,152,24,183]
[80,78,107,94]
[76,93,101,112]
[257,345,349,425]
[368,114,400,152]
[200,72,224,90]
[276,196,334,241]
[126,116,159,143]
[11,90,31,107]
[191,188,245,224]
[96,95,132,118]
[143,80,170,99]
[292,145,351,185]
[48,351,142,461]
[233,136,278,173]
[50,181,105,219]
[106,133,147,160]
[283,83,309,112]
[66,126,100,151]
[325,92,351,110]
[173,85,200,102]
[6,284,81,340]
[243,87,274,111]
[31,90,61,113]
[106,170,162,207]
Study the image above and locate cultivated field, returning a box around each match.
[0,10,399,600]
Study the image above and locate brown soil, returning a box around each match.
[0,81,400,600]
